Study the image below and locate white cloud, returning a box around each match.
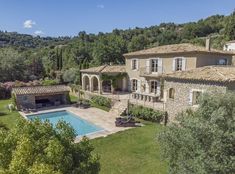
[97,4,104,9]
[34,30,44,36]
[23,20,36,28]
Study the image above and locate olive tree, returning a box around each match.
[158,92,235,174]
[0,119,100,174]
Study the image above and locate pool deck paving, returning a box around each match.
[20,106,131,142]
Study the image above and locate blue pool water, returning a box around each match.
[27,110,103,136]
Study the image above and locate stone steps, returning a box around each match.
[109,100,128,117]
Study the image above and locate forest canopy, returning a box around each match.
[0,11,234,84]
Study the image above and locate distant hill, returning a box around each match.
[0,11,234,83]
[0,14,231,50]
[0,31,71,49]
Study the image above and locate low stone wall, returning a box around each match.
[164,80,227,122]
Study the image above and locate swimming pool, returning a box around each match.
[27,110,104,137]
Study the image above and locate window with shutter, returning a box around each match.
[151,59,158,72]
[131,59,138,70]
[150,80,158,94]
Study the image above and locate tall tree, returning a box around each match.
[0,48,26,82]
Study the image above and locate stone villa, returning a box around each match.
[163,66,235,121]
[81,40,235,120]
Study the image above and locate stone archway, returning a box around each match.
[91,76,99,92]
[82,75,90,91]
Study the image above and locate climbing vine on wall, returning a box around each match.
[101,73,127,89]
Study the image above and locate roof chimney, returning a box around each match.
[206,37,211,51]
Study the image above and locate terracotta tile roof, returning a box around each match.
[124,43,235,57]
[80,65,107,73]
[80,65,126,73]
[12,85,70,95]
[163,66,235,82]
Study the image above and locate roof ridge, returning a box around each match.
[100,65,108,72]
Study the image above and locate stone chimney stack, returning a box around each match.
[206,37,211,51]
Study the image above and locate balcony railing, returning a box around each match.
[139,66,165,77]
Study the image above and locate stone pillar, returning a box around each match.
[98,79,102,94]
[89,77,92,92]
[122,77,127,91]
[82,75,85,90]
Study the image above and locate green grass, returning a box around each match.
[0,99,21,129]
[0,98,167,173]
[91,122,168,174]
[70,94,78,103]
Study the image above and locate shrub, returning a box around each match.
[129,105,164,123]
[0,119,100,174]
[41,78,59,86]
[0,122,8,130]
[62,68,79,84]
[90,96,111,108]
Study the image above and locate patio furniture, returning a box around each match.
[115,115,141,127]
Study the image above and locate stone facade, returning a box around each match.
[15,92,69,109]
[124,52,233,105]
[164,80,228,121]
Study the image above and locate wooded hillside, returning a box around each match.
[0,11,234,84]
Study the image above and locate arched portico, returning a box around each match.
[91,76,99,92]
[82,75,90,91]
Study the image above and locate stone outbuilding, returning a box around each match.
[80,65,128,94]
[12,85,70,110]
[162,66,235,121]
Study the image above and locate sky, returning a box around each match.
[0,0,234,37]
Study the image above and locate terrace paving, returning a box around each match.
[20,106,130,142]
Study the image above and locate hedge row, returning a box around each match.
[90,96,111,108]
[129,105,164,123]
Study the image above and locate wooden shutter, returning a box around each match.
[157,81,161,95]
[172,58,176,71]
[131,59,133,70]
[182,57,186,71]
[158,58,163,73]
[137,80,141,92]
[136,59,139,70]
[146,59,150,74]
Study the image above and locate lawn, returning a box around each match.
[0,99,21,129]
[0,98,168,173]
[91,122,168,174]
